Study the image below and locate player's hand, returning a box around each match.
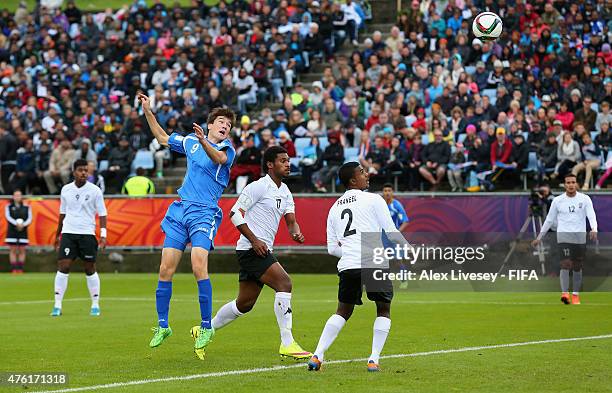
[54,235,61,252]
[137,91,151,113]
[99,237,107,251]
[291,232,305,243]
[531,239,541,248]
[252,238,268,258]
[193,123,206,143]
[16,224,23,232]
[589,231,598,241]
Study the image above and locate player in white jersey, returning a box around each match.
[308,162,409,372]
[51,159,108,317]
[207,146,311,359]
[533,173,597,305]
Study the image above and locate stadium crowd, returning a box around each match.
[0,0,610,194]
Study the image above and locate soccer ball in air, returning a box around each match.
[472,12,503,41]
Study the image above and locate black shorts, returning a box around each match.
[338,269,394,306]
[6,226,28,245]
[58,234,98,262]
[558,243,586,262]
[237,249,278,287]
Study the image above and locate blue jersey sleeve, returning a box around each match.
[394,200,409,224]
[219,139,236,167]
[168,133,186,154]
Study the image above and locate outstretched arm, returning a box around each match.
[193,123,229,164]
[138,92,169,146]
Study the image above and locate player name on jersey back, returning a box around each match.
[337,195,357,206]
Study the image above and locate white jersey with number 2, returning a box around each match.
[326,189,403,272]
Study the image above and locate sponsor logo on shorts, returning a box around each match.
[196,227,209,233]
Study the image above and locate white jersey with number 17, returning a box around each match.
[326,189,402,272]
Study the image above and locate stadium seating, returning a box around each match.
[131,150,155,175]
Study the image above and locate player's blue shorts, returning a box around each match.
[161,200,223,251]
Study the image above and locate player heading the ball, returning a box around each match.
[138,92,236,360]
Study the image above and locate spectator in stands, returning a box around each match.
[509,133,529,186]
[230,133,262,187]
[234,68,257,114]
[102,136,134,194]
[122,167,155,196]
[485,128,513,189]
[596,102,611,132]
[307,109,327,138]
[288,111,309,138]
[469,137,491,173]
[35,143,51,194]
[312,131,344,192]
[72,139,97,167]
[574,96,597,132]
[322,98,344,131]
[43,139,74,195]
[419,130,450,190]
[554,132,581,180]
[365,136,390,175]
[278,131,296,158]
[595,122,612,160]
[0,125,18,194]
[447,143,466,192]
[406,133,424,191]
[129,124,150,151]
[10,139,37,194]
[382,136,408,185]
[299,136,322,193]
[370,112,395,139]
[528,121,546,151]
[87,161,105,193]
[537,132,558,182]
[556,101,575,131]
[490,128,513,170]
[572,133,601,190]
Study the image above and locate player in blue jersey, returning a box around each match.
[138,92,236,360]
[382,184,409,232]
[382,184,410,288]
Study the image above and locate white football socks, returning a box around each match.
[212,300,244,329]
[274,292,294,346]
[86,272,100,309]
[314,314,346,361]
[369,317,391,364]
[54,271,69,309]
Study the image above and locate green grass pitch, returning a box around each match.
[1,273,612,393]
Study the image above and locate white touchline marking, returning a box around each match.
[2,297,611,306]
[33,334,612,393]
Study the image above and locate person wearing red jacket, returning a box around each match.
[279,131,296,157]
[490,128,513,170]
[519,4,540,31]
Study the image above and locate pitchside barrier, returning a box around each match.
[1,192,611,252]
